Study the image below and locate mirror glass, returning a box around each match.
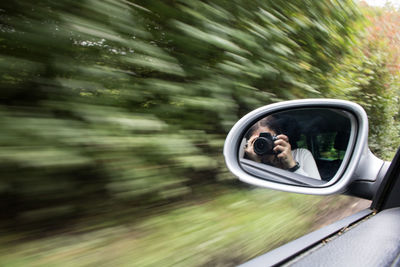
[238,108,354,186]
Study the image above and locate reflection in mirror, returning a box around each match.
[239,108,353,185]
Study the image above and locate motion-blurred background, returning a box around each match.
[0,0,399,266]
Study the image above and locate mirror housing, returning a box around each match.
[224,99,390,199]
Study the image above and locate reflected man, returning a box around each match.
[244,115,321,180]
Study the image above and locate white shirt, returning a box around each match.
[292,148,321,180]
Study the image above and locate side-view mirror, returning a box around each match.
[224,99,390,199]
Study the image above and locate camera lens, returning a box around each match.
[254,139,265,150]
[254,137,273,155]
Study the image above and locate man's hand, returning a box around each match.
[244,135,261,162]
[273,134,296,169]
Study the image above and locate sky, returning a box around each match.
[363,0,400,8]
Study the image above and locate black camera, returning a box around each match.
[253,132,278,156]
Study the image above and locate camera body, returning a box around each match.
[253,132,278,156]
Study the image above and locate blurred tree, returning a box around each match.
[325,5,400,159]
[0,0,367,227]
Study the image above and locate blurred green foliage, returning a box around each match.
[0,0,362,219]
[326,6,400,159]
[0,0,397,265]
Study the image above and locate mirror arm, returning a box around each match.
[345,148,390,200]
